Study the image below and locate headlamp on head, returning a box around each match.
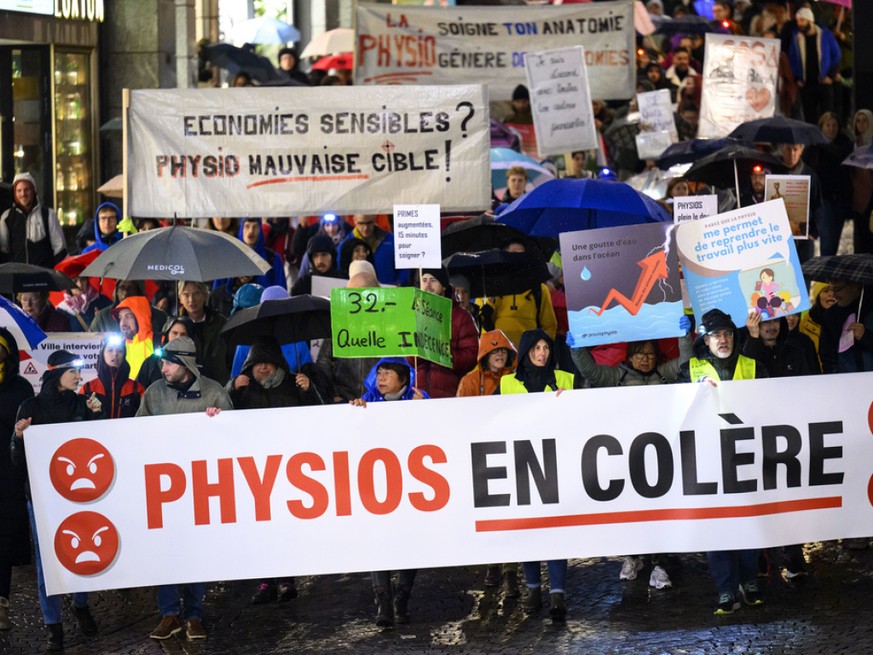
[322,213,338,223]
[106,334,124,347]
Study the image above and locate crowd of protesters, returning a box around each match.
[2,0,873,649]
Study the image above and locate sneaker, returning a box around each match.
[649,565,672,590]
[484,565,501,587]
[251,582,277,605]
[502,570,519,599]
[523,586,542,614]
[619,556,643,581]
[45,623,64,652]
[149,615,183,640]
[186,618,207,640]
[73,605,98,636]
[738,582,764,606]
[0,596,10,630]
[277,579,297,602]
[549,592,566,623]
[714,593,740,616]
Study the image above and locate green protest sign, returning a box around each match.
[330,287,452,367]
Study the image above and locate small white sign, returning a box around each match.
[637,89,678,141]
[393,204,442,269]
[635,131,674,160]
[673,194,719,223]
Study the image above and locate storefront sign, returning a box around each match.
[2,0,104,21]
[28,372,873,594]
[127,86,490,217]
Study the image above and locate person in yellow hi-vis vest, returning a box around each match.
[499,328,574,623]
[677,308,768,616]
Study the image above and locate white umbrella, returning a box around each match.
[97,174,123,198]
[232,17,300,45]
[300,28,354,58]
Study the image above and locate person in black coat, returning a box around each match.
[0,327,34,630]
[11,350,103,651]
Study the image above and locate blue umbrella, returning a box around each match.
[497,178,671,239]
[490,147,555,195]
[0,294,46,349]
[231,17,301,45]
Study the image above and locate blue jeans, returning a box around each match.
[27,501,89,625]
[522,560,568,593]
[706,549,759,597]
[156,583,206,620]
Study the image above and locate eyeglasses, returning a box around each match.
[632,352,657,360]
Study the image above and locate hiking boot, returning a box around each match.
[186,618,207,640]
[619,556,643,581]
[649,565,672,590]
[393,584,411,624]
[738,582,764,606]
[277,579,297,602]
[251,582,277,605]
[549,592,566,623]
[523,586,542,614]
[374,588,394,628]
[73,605,98,636]
[45,623,64,652]
[149,615,183,640]
[502,569,519,599]
[0,597,10,630]
[484,565,501,587]
[714,593,740,616]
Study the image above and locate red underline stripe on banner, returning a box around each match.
[474,496,843,532]
[246,174,370,189]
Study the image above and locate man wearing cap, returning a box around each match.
[0,172,66,267]
[789,7,841,125]
[677,309,766,615]
[137,336,232,641]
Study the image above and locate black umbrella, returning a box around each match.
[80,225,270,281]
[221,295,331,347]
[656,137,751,169]
[0,263,75,294]
[441,216,557,261]
[684,144,787,203]
[655,15,723,34]
[802,254,873,286]
[205,43,280,83]
[443,249,551,298]
[728,116,830,146]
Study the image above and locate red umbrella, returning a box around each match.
[312,52,352,71]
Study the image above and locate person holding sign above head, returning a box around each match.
[499,328,574,622]
[677,309,767,615]
[350,358,427,628]
[414,268,479,398]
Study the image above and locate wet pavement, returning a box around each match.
[2,540,873,654]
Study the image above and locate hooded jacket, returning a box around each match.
[228,337,322,409]
[338,226,410,286]
[500,329,574,394]
[80,339,146,418]
[742,316,820,377]
[0,172,67,267]
[214,220,286,292]
[361,357,429,402]
[113,295,155,379]
[80,201,123,254]
[456,329,517,397]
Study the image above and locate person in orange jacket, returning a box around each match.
[456,329,517,398]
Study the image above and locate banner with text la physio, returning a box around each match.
[355,1,635,101]
[29,373,873,594]
[127,86,490,217]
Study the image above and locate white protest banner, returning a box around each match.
[28,373,873,594]
[355,2,635,101]
[698,34,779,138]
[525,46,597,156]
[765,174,811,239]
[22,332,106,393]
[637,89,677,140]
[673,194,719,224]
[676,199,810,325]
[634,131,673,160]
[394,204,442,269]
[127,86,490,217]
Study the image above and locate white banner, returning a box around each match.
[22,332,106,393]
[127,86,491,217]
[28,374,873,594]
[355,2,635,101]
[698,34,780,138]
[526,46,597,156]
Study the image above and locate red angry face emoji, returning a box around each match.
[50,438,115,502]
[54,511,120,576]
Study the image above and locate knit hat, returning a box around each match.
[161,336,199,378]
[421,268,451,292]
[41,349,84,387]
[232,283,265,315]
[278,46,298,60]
[261,285,289,301]
[512,84,530,102]
[795,7,814,23]
[307,234,336,257]
[348,260,377,280]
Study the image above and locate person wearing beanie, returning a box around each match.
[11,350,101,651]
[414,268,479,398]
[789,5,841,125]
[677,308,766,615]
[291,234,341,296]
[232,283,265,316]
[137,336,232,642]
[504,84,532,124]
[136,316,197,389]
[0,172,67,267]
[0,328,34,633]
[338,215,409,287]
[80,334,146,418]
[338,237,374,279]
[277,46,309,85]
